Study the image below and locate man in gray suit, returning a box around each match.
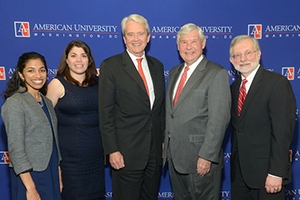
[164,23,231,200]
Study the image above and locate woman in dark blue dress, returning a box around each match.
[1,52,61,200]
[47,40,105,200]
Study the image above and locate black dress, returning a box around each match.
[55,76,105,200]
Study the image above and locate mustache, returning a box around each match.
[239,62,251,66]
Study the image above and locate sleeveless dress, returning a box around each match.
[10,97,61,200]
[55,76,105,200]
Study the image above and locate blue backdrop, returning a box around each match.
[1,1,300,199]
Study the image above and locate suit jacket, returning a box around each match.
[1,88,61,175]
[164,56,231,173]
[98,51,165,170]
[230,66,296,188]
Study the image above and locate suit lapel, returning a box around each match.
[172,57,207,110]
[168,64,184,111]
[122,51,149,96]
[231,78,241,119]
[147,55,159,107]
[239,66,264,120]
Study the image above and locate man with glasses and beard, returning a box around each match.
[229,35,296,200]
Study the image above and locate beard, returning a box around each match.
[233,55,260,76]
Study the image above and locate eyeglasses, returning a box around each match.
[231,50,258,60]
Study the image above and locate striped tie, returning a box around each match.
[237,79,248,116]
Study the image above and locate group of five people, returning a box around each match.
[1,13,296,200]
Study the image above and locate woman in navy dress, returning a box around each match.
[1,52,61,200]
[47,40,105,200]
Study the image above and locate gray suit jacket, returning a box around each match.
[1,88,61,175]
[164,56,231,174]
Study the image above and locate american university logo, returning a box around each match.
[0,151,10,164]
[0,66,6,80]
[14,21,30,37]
[248,24,262,39]
[282,67,295,80]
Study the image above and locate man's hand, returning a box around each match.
[265,174,282,193]
[109,151,125,170]
[197,157,211,176]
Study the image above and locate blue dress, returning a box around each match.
[10,97,61,200]
[55,76,105,200]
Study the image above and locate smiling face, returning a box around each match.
[66,46,89,77]
[123,20,150,57]
[177,29,206,66]
[18,58,47,95]
[230,38,261,77]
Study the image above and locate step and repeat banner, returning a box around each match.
[1,1,300,199]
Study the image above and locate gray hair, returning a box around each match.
[177,23,205,43]
[121,14,150,36]
[229,35,260,56]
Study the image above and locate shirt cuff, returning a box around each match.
[268,173,282,179]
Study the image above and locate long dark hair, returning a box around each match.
[3,52,48,99]
[57,40,97,86]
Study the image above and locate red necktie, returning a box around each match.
[173,66,190,106]
[237,79,248,116]
[137,58,149,97]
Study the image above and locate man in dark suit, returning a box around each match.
[229,35,296,200]
[98,14,165,200]
[163,23,231,200]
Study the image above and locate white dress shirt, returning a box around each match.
[127,50,155,109]
[172,55,204,100]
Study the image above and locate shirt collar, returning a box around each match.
[241,64,260,83]
[127,49,145,61]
